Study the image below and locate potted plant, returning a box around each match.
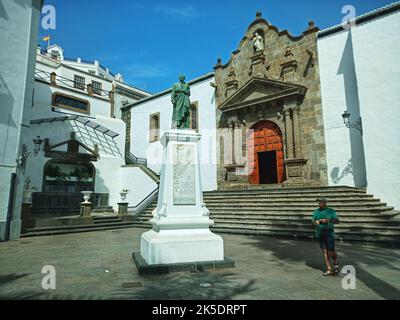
[23,177,36,204]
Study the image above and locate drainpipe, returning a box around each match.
[5,173,17,241]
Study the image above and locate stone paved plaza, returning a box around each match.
[0,228,399,300]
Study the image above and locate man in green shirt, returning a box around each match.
[312,198,340,276]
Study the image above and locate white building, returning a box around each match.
[124,73,218,192]
[24,45,155,216]
[0,0,44,241]
[318,2,400,209]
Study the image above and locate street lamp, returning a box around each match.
[341,111,363,135]
[16,136,44,167]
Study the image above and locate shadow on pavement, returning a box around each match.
[109,270,256,300]
[244,236,400,299]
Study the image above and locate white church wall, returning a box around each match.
[130,75,218,192]
[351,11,400,209]
[318,31,359,188]
[318,11,400,209]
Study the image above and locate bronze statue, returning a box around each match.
[171,74,191,129]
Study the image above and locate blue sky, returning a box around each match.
[39,0,394,93]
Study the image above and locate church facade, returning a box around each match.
[124,3,400,210]
[213,13,326,189]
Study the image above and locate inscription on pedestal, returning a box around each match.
[173,144,196,205]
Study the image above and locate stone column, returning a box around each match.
[80,203,92,216]
[234,120,245,165]
[118,202,129,215]
[228,121,235,164]
[284,108,294,159]
[50,72,57,86]
[293,106,302,158]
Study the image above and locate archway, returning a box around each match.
[248,120,285,184]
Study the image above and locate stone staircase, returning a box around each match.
[21,215,141,238]
[134,186,400,247]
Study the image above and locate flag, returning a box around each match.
[42,35,50,42]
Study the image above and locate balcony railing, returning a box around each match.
[125,151,147,166]
[35,69,111,99]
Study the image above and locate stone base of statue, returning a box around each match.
[134,130,232,273]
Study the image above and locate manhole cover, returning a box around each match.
[200,282,212,288]
[122,282,143,289]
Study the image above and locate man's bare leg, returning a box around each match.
[329,251,338,265]
[323,249,332,271]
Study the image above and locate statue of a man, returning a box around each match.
[171,73,191,129]
[252,32,264,52]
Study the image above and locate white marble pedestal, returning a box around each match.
[138,130,225,266]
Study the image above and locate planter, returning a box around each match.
[81,191,93,203]
[120,191,128,202]
[23,189,36,204]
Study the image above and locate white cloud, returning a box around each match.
[124,63,171,79]
[154,5,201,22]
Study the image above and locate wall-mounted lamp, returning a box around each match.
[16,136,44,167]
[342,111,363,135]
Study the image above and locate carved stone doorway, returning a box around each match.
[248,120,285,184]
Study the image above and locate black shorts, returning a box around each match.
[318,229,335,252]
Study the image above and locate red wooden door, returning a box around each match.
[248,121,285,184]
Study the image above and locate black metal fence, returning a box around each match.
[31,192,109,216]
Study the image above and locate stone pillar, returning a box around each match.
[50,72,56,86]
[293,106,302,158]
[284,108,294,159]
[228,121,235,164]
[87,83,93,96]
[118,202,129,215]
[234,120,245,165]
[109,88,115,118]
[80,203,91,216]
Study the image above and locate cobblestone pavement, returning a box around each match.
[0,228,399,300]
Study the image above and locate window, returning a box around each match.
[92,81,102,95]
[149,113,160,142]
[52,92,90,114]
[50,50,59,60]
[88,70,96,75]
[190,102,199,131]
[74,75,85,90]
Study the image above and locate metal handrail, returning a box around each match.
[35,69,111,98]
[125,151,147,166]
[128,188,158,216]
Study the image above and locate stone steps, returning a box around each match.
[136,187,400,246]
[209,227,400,245]
[91,207,115,214]
[21,186,400,247]
[21,219,141,237]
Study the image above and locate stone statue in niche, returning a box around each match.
[252,32,264,52]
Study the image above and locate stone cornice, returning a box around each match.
[219,77,307,112]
